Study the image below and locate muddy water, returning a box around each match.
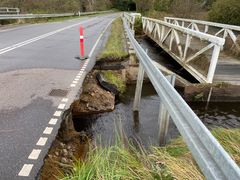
[74,83,240,147]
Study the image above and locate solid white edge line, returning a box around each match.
[88,18,116,58]
[18,164,34,177]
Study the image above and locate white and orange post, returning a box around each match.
[79,26,88,60]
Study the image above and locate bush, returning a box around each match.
[154,0,172,12]
[170,0,201,18]
[208,0,240,25]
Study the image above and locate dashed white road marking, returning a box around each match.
[18,164,33,177]
[17,16,116,178]
[72,81,78,84]
[28,149,41,160]
[61,98,68,103]
[58,104,66,110]
[53,111,62,117]
[49,118,58,125]
[43,127,53,135]
[36,137,48,146]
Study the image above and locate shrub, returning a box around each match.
[208,0,240,25]
[170,0,201,18]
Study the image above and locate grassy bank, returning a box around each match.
[98,17,128,61]
[102,71,126,93]
[61,128,240,179]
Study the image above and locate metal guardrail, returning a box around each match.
[0,7,20,15]
[0,10,113,20]
[123,12,141,33]
[165,17,240,50]
[142,16,225,83]
[123,16,240,180]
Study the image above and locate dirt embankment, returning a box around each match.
[40,70,121,179]
[40,23,142,179]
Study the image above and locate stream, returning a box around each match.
[74,83,240,147]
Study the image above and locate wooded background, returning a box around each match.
[0,0,239,25]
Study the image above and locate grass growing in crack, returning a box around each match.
[102,70,126,93]
[60,128,240,180]
[98,17,128,61]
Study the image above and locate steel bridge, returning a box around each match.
[123,12,240,180]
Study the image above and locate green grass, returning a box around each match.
[102,71,126,93]
[60,128,240,180]
[99,17,128,60]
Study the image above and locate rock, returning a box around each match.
[59,142,65,148]
[55,151,59,156]
[60,157,68,164]
[69,152,73,157]
[68,159,73,164]
[67,145,71,150]
[62,149,68,156]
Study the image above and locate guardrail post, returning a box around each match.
[158,74,175,145]
[133,63,145,112]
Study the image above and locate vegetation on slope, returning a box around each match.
[61,128,240,179]
[102,71,126,93]
[98,17,128,60]
[209,0,240,25]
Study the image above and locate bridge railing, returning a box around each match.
[0,10,113,20]
[123,16,240,180]
[142,17,225,83]
[164,17,240,51]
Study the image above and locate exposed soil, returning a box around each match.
[184,83,240,102]
[40,106,91,180]
[71,71,115,117]
[40,70,118,179]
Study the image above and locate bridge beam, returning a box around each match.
[158,74,175,145]
[133,63,144,112]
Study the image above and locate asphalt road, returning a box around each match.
[0,14,117,179]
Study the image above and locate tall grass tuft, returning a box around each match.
[98,17,128,61]
[60,128,240,180]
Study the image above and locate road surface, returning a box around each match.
[0,13,117,179]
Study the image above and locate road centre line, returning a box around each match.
[0,18,96,55]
